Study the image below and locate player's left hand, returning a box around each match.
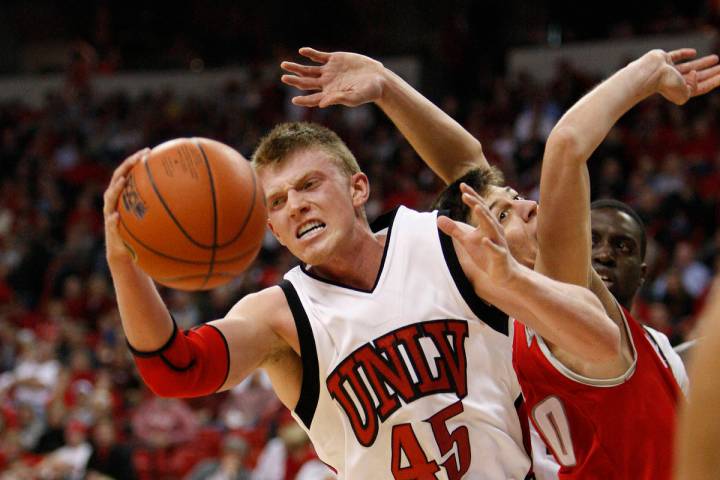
[438,183,520,286]
[648,48,720,105]
[281,47,385,108]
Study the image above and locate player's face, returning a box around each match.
[259,147,367,266]
[477,186,538,268]
[590,208,646,308]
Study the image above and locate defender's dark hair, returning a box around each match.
[590,199,647,260]
[431,167,505,222]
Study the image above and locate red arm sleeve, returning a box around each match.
[128,321,230,398]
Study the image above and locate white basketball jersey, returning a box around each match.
[280,207,531,479]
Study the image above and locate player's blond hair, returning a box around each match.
[252,122,361,178]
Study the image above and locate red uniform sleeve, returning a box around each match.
[127,321,230,398]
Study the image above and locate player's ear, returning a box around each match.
[349,172,370,208]
[267,220,285,246]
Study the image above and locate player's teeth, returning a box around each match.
[299,222,323,237]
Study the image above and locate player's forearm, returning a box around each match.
[547,52,660,164]
[535,53,662,288]
[376,68,487,184]
[108,258,174,351]
[491,265,620,361]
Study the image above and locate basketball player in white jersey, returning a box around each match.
[104,120,615,478]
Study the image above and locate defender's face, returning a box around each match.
[258,147,365,266]
[590,208,646,307]
[478,186,539,268]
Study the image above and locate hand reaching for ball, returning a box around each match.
[104,148,150,266]
[105,138,266,290]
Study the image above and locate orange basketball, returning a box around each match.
[116,138,267,290]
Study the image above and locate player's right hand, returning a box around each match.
[281,47,386,108]
[103,148,149,265]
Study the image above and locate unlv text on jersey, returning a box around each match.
[326,319,469,446]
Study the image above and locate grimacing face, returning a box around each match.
[590,208,646,308]
[258,147,369,267]
[476,185,539,269]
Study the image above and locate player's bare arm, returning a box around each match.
[211,287,303,409]
[281,47,485,183]
[104,150,299,401]
[676,279,720,479]
[438,192,619,362]
[104,148,175,350]
[537,48,720,375]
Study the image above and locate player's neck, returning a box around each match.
[309,225,386,290]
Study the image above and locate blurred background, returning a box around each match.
[1,1,719,478]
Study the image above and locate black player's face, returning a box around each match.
[479,186,538,268]
[590,208,646,308]
[259,147,367,265]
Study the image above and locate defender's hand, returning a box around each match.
[646,49,720,105]
[103,148,149,265]
[281,47,386,108]
[438,184,519,286]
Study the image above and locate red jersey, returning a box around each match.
[512,307,680,479]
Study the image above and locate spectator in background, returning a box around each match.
[86,418,136,480]
[219,371,280,431]
[186,434,250,480]
[15,402,45,452]
[657,268,695,322]
[251,414,322,480]
[35,420,92,480]
[0,428,35,479]
[131,395,199,478]
[0,334,61,413]
[653,241,712,298]
[33,400,68,455]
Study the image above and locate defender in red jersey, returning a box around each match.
[513,305,680,478]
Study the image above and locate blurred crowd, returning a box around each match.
[0,41,719,478]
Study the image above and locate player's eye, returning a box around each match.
[498,210,509,222]
[303,178,318,190]
[513,194,523,201]
[616,240,633,253]
[270,196,286,209]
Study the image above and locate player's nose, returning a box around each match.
[592,241,616,265]
[517,199,538,222]
[287,189,309,216]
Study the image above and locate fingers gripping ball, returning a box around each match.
[117,138,267,290]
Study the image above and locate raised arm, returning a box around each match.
[281,47,486,184]
[536,49,720,289]
[438,192,619,362]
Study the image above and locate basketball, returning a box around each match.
[116,138,267,290]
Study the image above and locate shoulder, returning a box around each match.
[223,285,299,353]
[225,285,290,321]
